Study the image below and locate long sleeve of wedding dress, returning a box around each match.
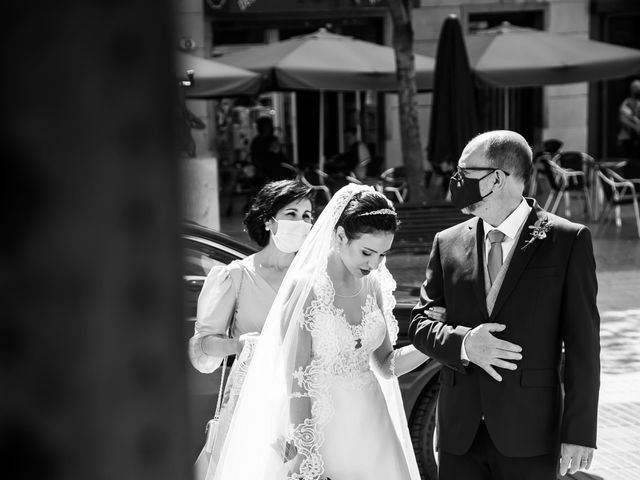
[370,273,429,379]
[372,341,430,378]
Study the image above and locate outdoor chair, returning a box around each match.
[378,167,408,204]
[529,139,564,196]
[596,167,640,238]
[539,157,566,213]
[549,151,594,220]
[539,158,592,219]
[542,139,564,156]
[304,168,332,205]
[283,164,332,205]
[345,172,364,186]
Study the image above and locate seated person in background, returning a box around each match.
[618,79,640,161]
[325,127,371,180]
[250,116,292,184]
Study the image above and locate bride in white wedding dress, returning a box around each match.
[213,185,429,480]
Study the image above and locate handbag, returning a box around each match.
[194,262,244,480]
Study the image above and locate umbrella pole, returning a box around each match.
[355,91,362,139]
[504,87,509,130]
[319,90,325,172]
[291,92,299,166]
[338,92,344,152]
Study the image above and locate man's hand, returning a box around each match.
[559,443,594,476]
[464,323,522,381]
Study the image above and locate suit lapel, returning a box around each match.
[490,200,548,320]
[467,218,488,320]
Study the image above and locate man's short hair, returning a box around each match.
[474,130,533,184]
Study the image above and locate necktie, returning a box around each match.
[487,229,506,286]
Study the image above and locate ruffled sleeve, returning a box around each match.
[188,263,237,373]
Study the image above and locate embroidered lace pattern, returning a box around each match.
[290,271,394,479]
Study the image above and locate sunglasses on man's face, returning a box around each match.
[452,166,510,180]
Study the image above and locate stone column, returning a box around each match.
[176,0,220,229]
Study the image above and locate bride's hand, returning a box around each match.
[270,436,298,463]
[426,306,447,322]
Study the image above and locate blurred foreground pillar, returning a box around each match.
[0,2,190,480]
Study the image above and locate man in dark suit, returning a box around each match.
[409,130,600,479]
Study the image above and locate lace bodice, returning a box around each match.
[306,293,387,379]
[298,272,398,383]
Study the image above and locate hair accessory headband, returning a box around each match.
[360,208,397,217]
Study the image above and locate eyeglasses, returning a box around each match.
[452,166,511,180]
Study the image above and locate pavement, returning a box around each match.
[219,195,640,480]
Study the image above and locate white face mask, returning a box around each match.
[271,218,312,253]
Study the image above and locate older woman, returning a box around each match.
[189,180,315,475]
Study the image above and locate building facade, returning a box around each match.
[176,0,640,227]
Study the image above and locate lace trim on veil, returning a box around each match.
[287,187,364,480]
[290,270,333,480]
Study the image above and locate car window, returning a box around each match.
[184,246,224,276]
[182,237,244,277]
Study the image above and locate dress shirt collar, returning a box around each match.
[483,197,531,240]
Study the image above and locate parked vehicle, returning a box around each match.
[182,222,441,480]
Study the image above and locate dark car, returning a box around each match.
[182,222,442,480]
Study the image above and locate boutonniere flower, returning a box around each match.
[521,218,553,251]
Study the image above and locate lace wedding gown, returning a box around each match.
[294,273,415,480]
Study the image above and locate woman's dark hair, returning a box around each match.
[336,190,399,240]
[244,180,315,247]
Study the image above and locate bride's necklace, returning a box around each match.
[334,278,364,298]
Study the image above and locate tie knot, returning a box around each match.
[488,229,505,244]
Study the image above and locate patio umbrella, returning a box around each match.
[217,28,435,167]
[428,15,480,178]
[465,22,640,128]
[466,22,640,88]
[216,28,435,92]
[177,52,261,98]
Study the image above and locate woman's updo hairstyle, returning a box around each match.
[336,190,399,240]
[244,180,315,247]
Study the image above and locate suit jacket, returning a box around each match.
[409,198,600,457]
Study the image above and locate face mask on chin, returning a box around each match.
[449,170,497,211]
[270,218,312,253]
